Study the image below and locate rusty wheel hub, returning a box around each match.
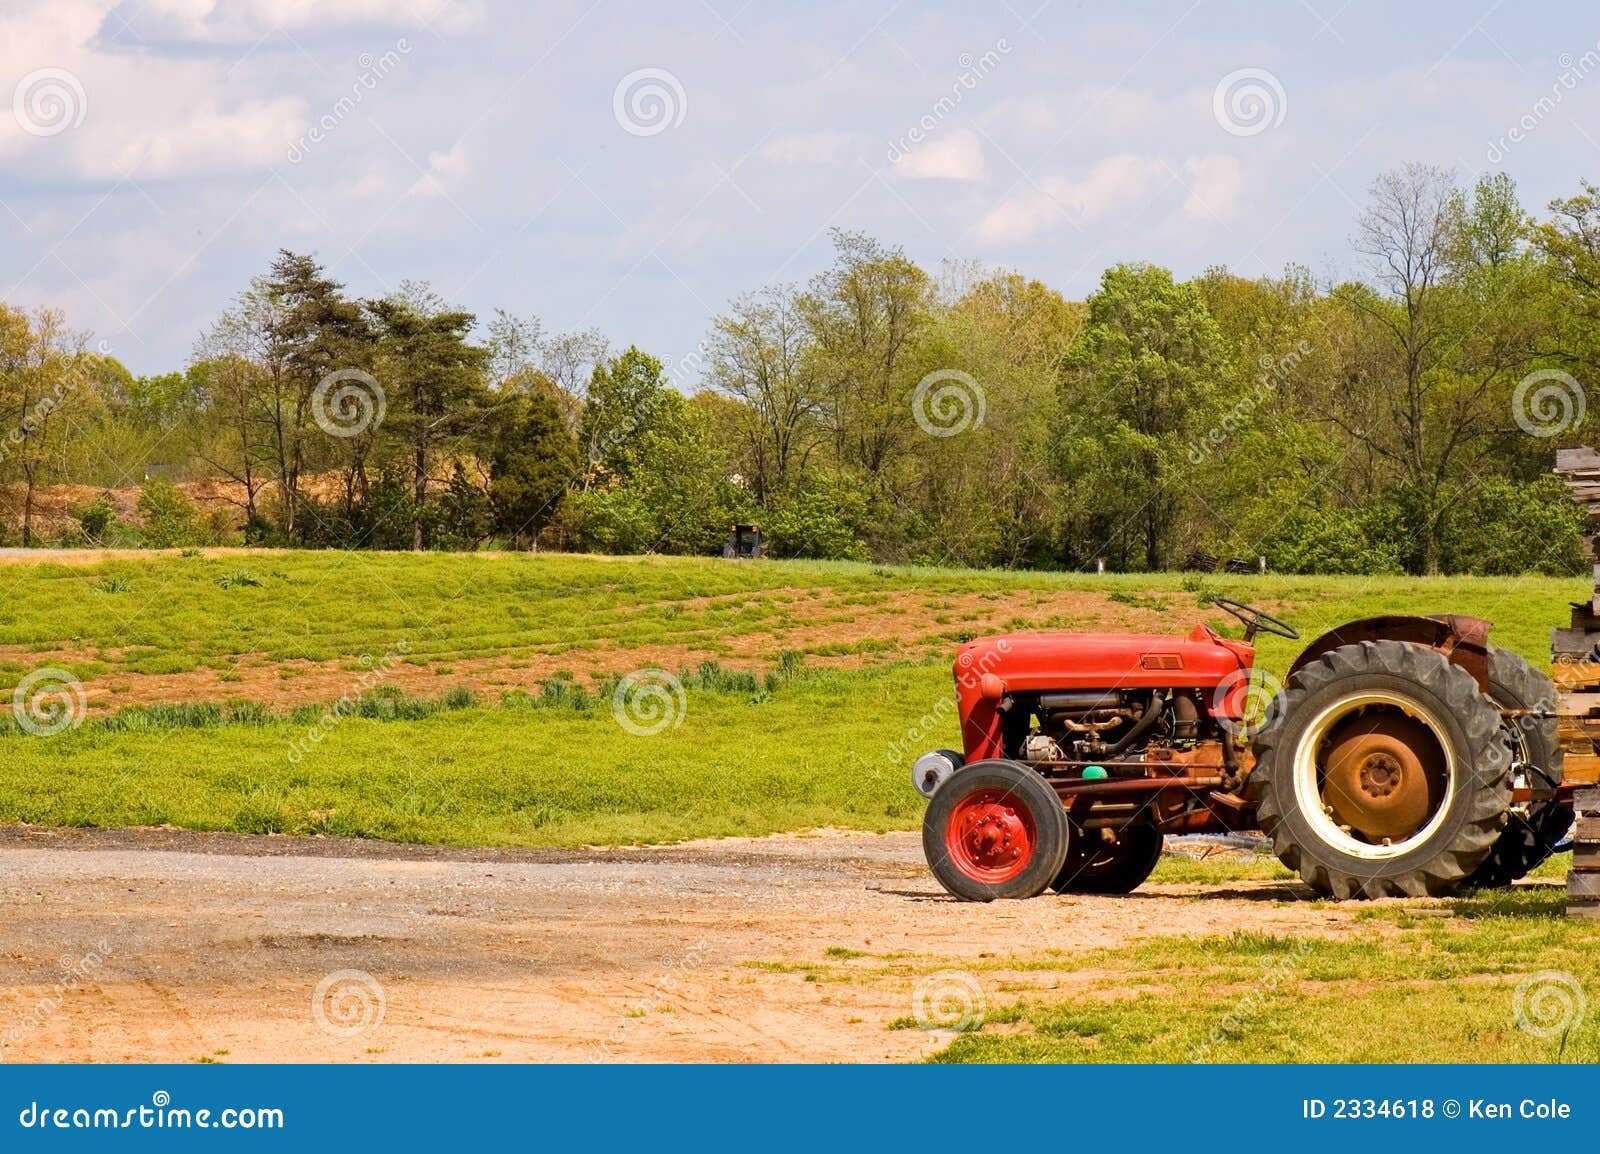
[1321,710,1447,844]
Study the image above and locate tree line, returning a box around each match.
[4,162,1600,575]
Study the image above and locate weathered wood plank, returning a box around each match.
[1551,630,1600,658]
[1570,873,1600,899]
[1557,692,1600,717]
[1569,903,1600,920]
[1564,753,1600,784]
[1555,446,1600,472]
[1574,786,1600,815]
[1553,664,1600,689]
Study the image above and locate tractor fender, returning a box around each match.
[1287,614,1492,694]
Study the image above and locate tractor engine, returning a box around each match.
[1014,687,1205,765]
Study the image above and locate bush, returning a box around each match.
[762,477,870,561]
[136,477,200,548]
[75,496,115,543]
[1440,476,1587,576]
[1262,503,1406,575]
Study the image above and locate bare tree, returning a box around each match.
[1328,165,1546,573]
[705,285,823,502]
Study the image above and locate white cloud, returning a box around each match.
[98,98,306,179]
[893,129,985,181]
[760,131,859,165]
[0,1,308,179]
[110,0,481,44]
[1180,154,1242,220]
[408,141,469,197]
[976,153,1167,242]
[974,151,1244,242]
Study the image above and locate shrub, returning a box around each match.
[763,477,870,561]
[75,496,116,543]
[137,477,200,548]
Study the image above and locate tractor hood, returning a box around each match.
[955,624,1253,698]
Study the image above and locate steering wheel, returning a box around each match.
[1211,597,1300,642]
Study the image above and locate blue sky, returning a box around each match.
[3,0,1599,375]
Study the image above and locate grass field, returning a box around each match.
[916,888,1600,1063]
[0,549,1586,843]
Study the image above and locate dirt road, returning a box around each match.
[0,825,1361,1063]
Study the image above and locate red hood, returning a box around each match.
[951,625,1256,761]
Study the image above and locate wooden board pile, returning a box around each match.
[1549,447,1600,916]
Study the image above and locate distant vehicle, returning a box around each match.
[722,524,764,560]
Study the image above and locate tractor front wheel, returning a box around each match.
[923,760,1069,901]
[1252,640,1511,899]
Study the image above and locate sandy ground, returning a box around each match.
[0,825,1382,1064]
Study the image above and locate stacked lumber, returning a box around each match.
[1574,788,1600,919]
[1550,447,1600,915]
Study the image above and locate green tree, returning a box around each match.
[488,387,579,547]
[579,346,673,484]
[705,285,822,503]
[1056,263,1229,569]
[1328,166,1552,572]
[367,293,491,551]
[261,251,372,540]
[137,476,199,547]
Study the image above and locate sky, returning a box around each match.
[3,0,1600,376]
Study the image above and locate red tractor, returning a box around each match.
[913,600,1573,901]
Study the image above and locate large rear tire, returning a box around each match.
[1252,640,1511,899]
[923,760,1070,901]
[1465,646,1571,888]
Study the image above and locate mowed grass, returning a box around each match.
[0,549,1581,687]
[926,889,1600,1064]
[0,551,1585,845]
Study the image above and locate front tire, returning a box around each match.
[923,760,1069,901]
[1252,640,1511,899]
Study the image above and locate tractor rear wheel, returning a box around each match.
[923,760,1070,901]
[1051,822,1163,894]
[1252,640,1511,899]
[1465,646,1571,888]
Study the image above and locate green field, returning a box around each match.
[0,550,1581,685]
[922,888,1599,1063]
[0,551,1586,844]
